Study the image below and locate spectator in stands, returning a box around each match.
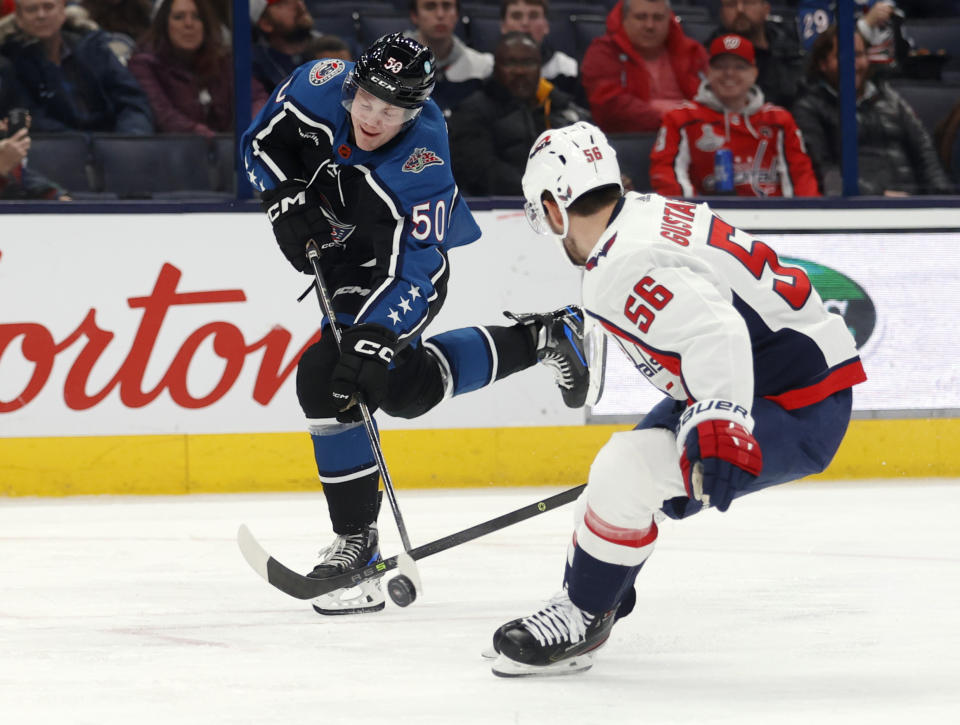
[406,0,493,115]
[705,0,804,109]
[499,0,582,102]
[0,110,70,199]
[792,25,952,195]
[0,0,153,134]
[650,35,819,198]
[305,33,352,62]
[581,0,707,134]
[448,31,590,195]
[130,0,266,138]
[855,0,904,70]
[250,0,318,92]
[934,98,960,188]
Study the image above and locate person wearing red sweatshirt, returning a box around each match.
[581,0,707,133]
[650,34,819,197]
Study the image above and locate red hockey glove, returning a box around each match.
[677,401,762,512]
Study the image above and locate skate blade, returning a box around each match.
[491,653,594,678]
[312,581,385,616]
[480,645,498,660]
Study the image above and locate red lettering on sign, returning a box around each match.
[0,263,321,413]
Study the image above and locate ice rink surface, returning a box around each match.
[3,480,959,725]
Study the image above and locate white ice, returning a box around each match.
[2,480,959,725]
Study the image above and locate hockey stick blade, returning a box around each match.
[237,484,587,601]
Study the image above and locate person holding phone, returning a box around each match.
[0,108,70,200]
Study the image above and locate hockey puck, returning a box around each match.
[387,574,417,607]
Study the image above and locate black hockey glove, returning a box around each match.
[330,323,397,422]
[260,180,330,273]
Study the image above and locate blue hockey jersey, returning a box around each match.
[241,58,481,342]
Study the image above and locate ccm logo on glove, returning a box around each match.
[353,339,394,363]
[266,190,306,221]
[259,180,331,273]
[329,323,398,422]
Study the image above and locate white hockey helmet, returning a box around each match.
[521,121,622,239]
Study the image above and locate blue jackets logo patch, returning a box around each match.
[309,59,346,86]
[402,147,444,173]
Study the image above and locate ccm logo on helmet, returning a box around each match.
[266,191,306,221]
[354,339,394,362]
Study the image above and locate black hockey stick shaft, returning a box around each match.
[238,483,587,600]
[305,241,414,553]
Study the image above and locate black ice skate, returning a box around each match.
[308,524,385,615]
[491,589,617,677]
[505,306,589,408]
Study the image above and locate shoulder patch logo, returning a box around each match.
[402,147,445,173]
[309,59,346,86]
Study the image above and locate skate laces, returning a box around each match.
[538,310,584,391]
[540,349,576,390]
[318,532,368,569]
[520,591,595,647]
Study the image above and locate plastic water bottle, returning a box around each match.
[714,149,734,194]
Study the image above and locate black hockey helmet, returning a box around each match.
[342,33,436,114]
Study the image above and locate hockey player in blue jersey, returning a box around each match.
[485,122,867,676]
[241,34,588,615]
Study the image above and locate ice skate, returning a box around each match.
[490,589,617,677]
[308,524,385,615]
[505,306,589,408]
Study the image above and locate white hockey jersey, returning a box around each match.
[582,193,866,411]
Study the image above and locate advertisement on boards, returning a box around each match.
[0,211,582,439]
[2,211,959,442]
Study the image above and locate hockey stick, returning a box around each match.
[238,483,586,600]
[305,242,415,552]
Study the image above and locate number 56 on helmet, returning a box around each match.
[521,122,622,239]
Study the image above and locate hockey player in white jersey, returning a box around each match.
[488,122,867,677]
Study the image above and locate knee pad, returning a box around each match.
[576,431,668,567]
[586,431,663,526]
[296,335,341,419]
[380,344,446,419]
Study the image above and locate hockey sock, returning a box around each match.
[564,544,644,614]
[309,422,380,534]
[321,470,380,534]
[485,324,537,379]
[425,325,535,396]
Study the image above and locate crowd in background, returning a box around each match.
[0,0,958,200]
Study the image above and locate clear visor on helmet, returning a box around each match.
[340,71,422,126]
[524,197,551,235]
